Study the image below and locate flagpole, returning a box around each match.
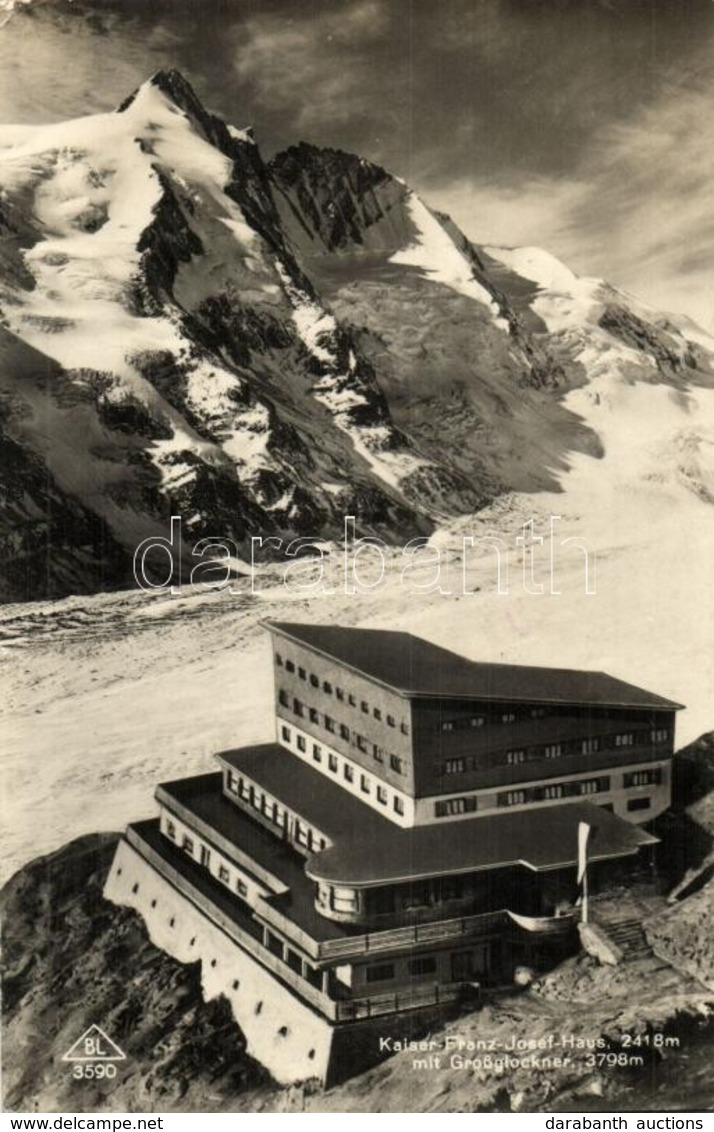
[577,820,590,925]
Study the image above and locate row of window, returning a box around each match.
[227,769,330,852]
[498,776,610,807]
[433,768,663,817]
[276,654,410,734]
[438,706,672,736]
[440,707,544,732]
[279,693,407,775]
[365,956,437,983]
[165,819,250,898]
[436,765,665,819]
[281,725,406,816]
[439,730,670,776]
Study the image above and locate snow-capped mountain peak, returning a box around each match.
[1,71,713,602]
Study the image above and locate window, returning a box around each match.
[227,772,240,794]
[470,716,484,728]
[627,796,651,812]
[328,754,338,772]
[377,785,387,804]
[507,749,526,765]
[296,734,306,752]
[387,714,396,728]
[356,734,367,752]
[444,758,465,775]
[614,733,635,748]
[332,886,358,912]
[401,722,410,735]
[298,667,306,681]
[276,653,283,667]
[348,693,356,706]
[360,774,371,794]
[651,729,669,744]
[582,737,600,754]
[344,764,354,783]
[285,660,295,673]
[373,744,384,762]
[292,697,304,717]
[441,720,454,732]
[389,754,403,774]
[361,700,369,714]
[336,687,345,702]
[238,778,252,801]
[281,725,291,742]
[409,956,437,976]
[166,820,176,839]
[312,744,322,763]
[530,707,546,718]
[182,835,194,854]
[544,744,562,759]
[434,796,477,817]
[310,674,319,688]
[580,777,609,795]
[544,783,564,800]
[365,963,394,983]
[394,796,405,816]
[624,768,662,788]
[501,711,516,723]
[309,707,319,723]
[278,689,289,707]
[373,707,382,721]
[324,715,335,733]
[323,680,333,694]
[218,865,230,883]
[294,821,309,847]
[237,879,248,897]
[340,724,350,741]
[499,790,526,807]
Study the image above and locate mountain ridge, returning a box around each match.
[1,69,712,602]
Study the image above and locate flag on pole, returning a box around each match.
[577,821,590,885]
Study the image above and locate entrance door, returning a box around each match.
[451,950,474,981]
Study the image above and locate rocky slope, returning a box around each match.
[0,834,277,1113]
[2,70,713,601]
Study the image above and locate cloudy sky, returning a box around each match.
[1,0,713,329]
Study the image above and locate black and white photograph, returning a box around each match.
[1,0,713,1118]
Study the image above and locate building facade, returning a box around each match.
[104,621,681,1085]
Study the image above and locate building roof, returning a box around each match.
[217,744,657,887]
[265,621,683,710]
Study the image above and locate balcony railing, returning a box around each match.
[334,980,464,1021]
[156,786,288,894]
[124,826,338,1017]
[316,908,510,960]
[122,828,469,1024]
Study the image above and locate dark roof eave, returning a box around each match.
[401,690,684,711]
[305,842,658,888]
[262,620,684,711]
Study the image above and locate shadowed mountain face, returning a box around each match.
[1,69,712,602]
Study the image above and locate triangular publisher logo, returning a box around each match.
[62,1025,126,1062]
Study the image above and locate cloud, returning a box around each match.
[232,1,391,130]
[427,60,714,331]
[0,0,712,329]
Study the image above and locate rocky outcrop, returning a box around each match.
[1,834,274,1113]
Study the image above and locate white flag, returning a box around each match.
[577,821,590,885]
